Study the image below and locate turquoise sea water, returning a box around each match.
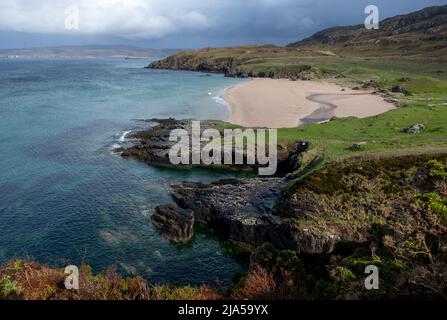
[0,57,248,285]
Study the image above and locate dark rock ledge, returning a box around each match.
[115,118,308,173]
[169,178,340,253]
[151,205,194,242]
[115,119,326,249]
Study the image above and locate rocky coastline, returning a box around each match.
[115,118,308,173]
[147,55,317,80]
[114,118,316,247]
[166,177,341,254]
[116,119,447,266]
[115,119,375,255]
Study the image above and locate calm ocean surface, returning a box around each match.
[0,57,248,285]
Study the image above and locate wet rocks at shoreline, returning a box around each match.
[115,118,350,254]
[171,178,288,244]
[151,204,194,242]
[114,118,342,253]
[115,118,308,173]
[114,118,447,261]
[114,118,191,167]
[157,177,342,254]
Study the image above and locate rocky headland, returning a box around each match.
[147,4,447,80]
[147,53,318,79]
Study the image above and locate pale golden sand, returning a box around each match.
[224,78,395,128]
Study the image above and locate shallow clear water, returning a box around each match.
[0,57,248,286]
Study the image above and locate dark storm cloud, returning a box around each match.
[0,0,445,48]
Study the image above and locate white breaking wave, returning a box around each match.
[119,130,132,142]
[211,88,232,117]
[212,95,228,107]
[111,143,121,150]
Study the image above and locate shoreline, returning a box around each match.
[224,78,396,128]
[212,85,235,117]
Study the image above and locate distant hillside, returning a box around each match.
[148,5,447,79]
[147,45,317,78]
[0,46,177,59]
[287,5,447,56]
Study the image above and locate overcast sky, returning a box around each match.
[0,0,445,49]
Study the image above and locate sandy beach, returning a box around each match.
[224,78,395,128]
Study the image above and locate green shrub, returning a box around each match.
[414,192,447,218]
[221,241,251,257]
[150,285,199,300]
[334,267,356,282]
[0,276,22,298]
[426,160,447,179]
[13,260,22,272]
[310,280,343,300]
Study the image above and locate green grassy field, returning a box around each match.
[269,58,447,169]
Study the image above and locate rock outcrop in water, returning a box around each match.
[168,177,341,253]
[171,178,291,247]
[151,205,194,242]
[115,118,312,247]
[115,118,308,173]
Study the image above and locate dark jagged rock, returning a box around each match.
[391,85,410,95]
[361,80,379,89]
[403,123,426,134]
[169,178,299,249]
[117,118,318,251]
[116,118,227,168]
[116,118,308,173]
[151,204,194,241]
[116,118,190,167]
[160,177,345,254]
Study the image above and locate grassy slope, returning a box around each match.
[270,57,447,170]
